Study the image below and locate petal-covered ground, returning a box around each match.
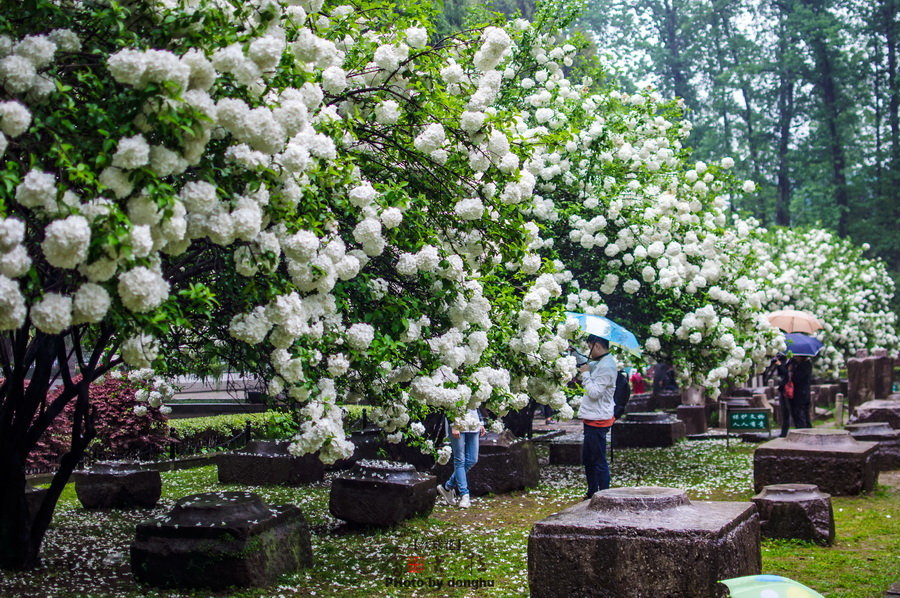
[3,440,898,597]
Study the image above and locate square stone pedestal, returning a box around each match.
[528,487,760,598]
[131,491,312,589]
[676,404,708,435]
[752,484,834,545]
[548,433,582,466]
[433,431,539,496]
[217,440,324,485]
[329,460,436,526]
[850,399,900,429]
[753,429,878,495]
[75,462,161,509]
[612,412,686,448]
[845,422,900,470]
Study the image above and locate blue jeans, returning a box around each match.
[582,424,610,496]
[445,432,479,496]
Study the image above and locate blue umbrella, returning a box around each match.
[784,332,824,357]
[565,312,641,355]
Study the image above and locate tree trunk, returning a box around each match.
[649,0,696,106]
[885,0,899,166]
[0,452,31,569]
[774,5,796,226]
[775,77,794,227]
[799,0,851,236]
[0,331,101,570]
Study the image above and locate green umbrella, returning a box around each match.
[720,575,825,598]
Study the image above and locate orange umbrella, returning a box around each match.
[765,309,823,334]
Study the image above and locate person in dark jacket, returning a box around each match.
[773,354,813,436]
[789,356,813,429]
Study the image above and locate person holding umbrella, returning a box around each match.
[577,334,618,499]
[565,313,640,498]
[774,333,822,435]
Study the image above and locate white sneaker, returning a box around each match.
[437,484,458,506]
[458,494,471,508]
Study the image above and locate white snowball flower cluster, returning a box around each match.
[41,215,91,269]
[72,283,111,324]
[473,27,511,72]
[30,293,72,334]
[346,322,375,351]
[117,267,169,313]
[0,274,27,330]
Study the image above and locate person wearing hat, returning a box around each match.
[577,334,617,499]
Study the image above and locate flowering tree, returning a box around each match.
[0,0,592,569]
[751,226,899,377]
[475,53,784,394]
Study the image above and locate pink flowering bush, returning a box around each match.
[25,374,171,472]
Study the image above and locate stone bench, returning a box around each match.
[612,412,686,448]
[845,422,900,471]
[432,431,540,496]
[131,491,312,589]
[329,460,436,526]
[753,429,878,495]
[75,462,161,509]
[752,483,834,545]
[528,487,760,597]
[216,440,324,485]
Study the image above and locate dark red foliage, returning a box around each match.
[24,375,172,472]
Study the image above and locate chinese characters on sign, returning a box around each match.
[727,409,770,431]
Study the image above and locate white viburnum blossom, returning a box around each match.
[30,292,72,334]
[346,322,375,351]
[117,266,169,313]
[0,275,26,330]
[0,101,31,137]
[41,215,91,269]
[111,134,150,170]
[121,333,159,368]
[72,282,111,324]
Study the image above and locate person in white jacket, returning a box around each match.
[577,334,617,499]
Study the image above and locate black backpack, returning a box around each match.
[613,371,631,419]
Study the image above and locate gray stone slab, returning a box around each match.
[75,463,161,509]
[845,423,900,471]
[612,412,686,448]
[548,433,582,466]
[851,399,900,429]
[676,404,708,435]
[432,431,540,496]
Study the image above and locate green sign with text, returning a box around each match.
[727,408,770,431]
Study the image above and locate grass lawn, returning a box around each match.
[3,439,898,597]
